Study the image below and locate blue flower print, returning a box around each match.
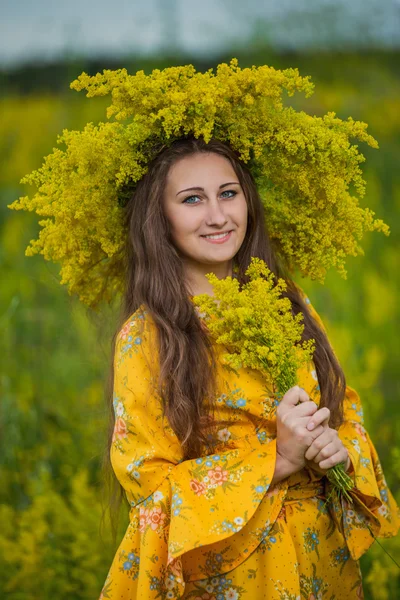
[351,402,364,420]
[257,431,267,443]
[304,527,320,558]
[171,490,183,516]
[330,545,350,575]
[313,580,321,594]
[380,488,388,502]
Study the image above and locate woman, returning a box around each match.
[99,136,399,599]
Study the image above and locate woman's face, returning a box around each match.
[163,152,248,286]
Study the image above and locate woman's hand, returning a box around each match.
[304,425,351,473]
[276,385,331,476]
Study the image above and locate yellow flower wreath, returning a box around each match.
[8,58,389,308]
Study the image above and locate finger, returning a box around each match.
[306,423,325,443]
[282,409,317,433]
[304,429,334,460]
[306,407,331,431]
[291,400,319,418]
[313,440,339,465]
[308,422,329,443]
[319,448,349,470]
[280,385,310,408]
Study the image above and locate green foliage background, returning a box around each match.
[1,49,399,599]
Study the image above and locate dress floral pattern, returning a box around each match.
[99,291,399,600]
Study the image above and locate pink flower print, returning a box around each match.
[208,465,229,486]
[139,506,149,533]
[190,479,207,496]
[148,506,166,531]
[165,578,175,591]
[217,428,231,442]
[167,556,183,583]
[112,417,128,442]
[119,323,131,341]
[354,422,367,442]
[194,593,217,600]
[378,504,389,517]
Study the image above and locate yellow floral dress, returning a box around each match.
[99,292,399,600]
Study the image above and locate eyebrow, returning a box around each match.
[176,182,240,196]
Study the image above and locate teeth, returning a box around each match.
[203,231,230,239]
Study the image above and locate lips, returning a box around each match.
[201,230,233,237]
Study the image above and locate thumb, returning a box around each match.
[307,408,330,432]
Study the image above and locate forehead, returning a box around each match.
[166,152,236,188]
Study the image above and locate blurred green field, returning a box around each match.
[0,49,399,599]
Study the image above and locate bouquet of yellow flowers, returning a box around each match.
[192,257,353,502]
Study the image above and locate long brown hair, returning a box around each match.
[99,135,346,544]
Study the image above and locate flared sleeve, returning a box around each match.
[330,385,400,559]
[298,286,400,560]
[110,307,287,591]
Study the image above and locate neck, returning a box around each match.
[184,259,233,297]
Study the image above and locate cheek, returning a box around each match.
[169,210,199,238]
[236,199,248,230]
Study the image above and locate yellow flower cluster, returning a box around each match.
[8,58,390,308]
[193,257,354,496]
[192,257,315,395]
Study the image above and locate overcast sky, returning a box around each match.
[1,0,399,68]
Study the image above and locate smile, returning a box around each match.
[201,231,233,243]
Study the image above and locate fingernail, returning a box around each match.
[307,422,315,430]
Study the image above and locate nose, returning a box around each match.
[205,197,229,227]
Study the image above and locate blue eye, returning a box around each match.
[182,195,200,204]
[182,190,237,204]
